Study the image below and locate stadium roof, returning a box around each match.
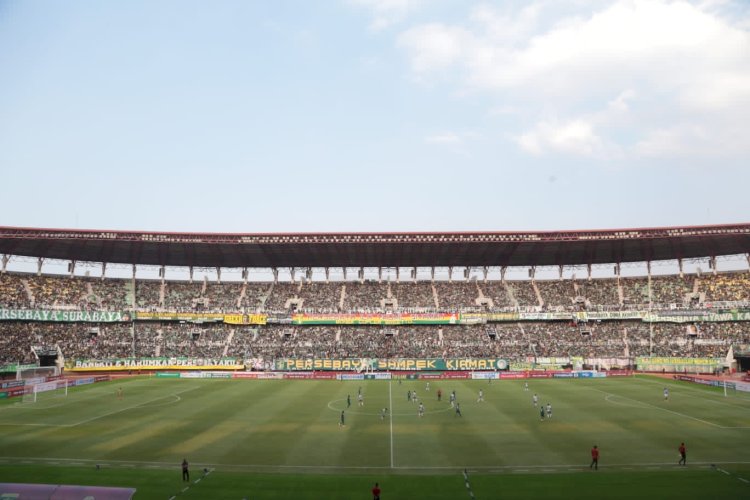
[0,224,748,269]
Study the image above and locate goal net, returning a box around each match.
[22,379,68,404]
[16,365,59,382]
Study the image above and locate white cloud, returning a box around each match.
[349,0,425,31]
[515,118,621,158]
[396,0,750,160]
[425,132,463,145]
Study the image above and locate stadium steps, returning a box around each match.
[22,278,34,305]
[222,330,235,357]
[531,280,544,307]
[432,283,439,309]
[237,282,247,309]
[504,282,519,308]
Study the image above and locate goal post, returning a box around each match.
[22,379,68,404]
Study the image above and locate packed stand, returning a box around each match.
[536,280,575,309]
[700,272,750,303]
[435,281,479,309]
[342,281,388,311]
[392,282,436,309]
[0,273,30,308]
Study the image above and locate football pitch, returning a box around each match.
[0,375,749,499]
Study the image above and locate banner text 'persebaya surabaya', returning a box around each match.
[0,309,129,323]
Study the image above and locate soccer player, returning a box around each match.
[540,406,545,421]
[418,402,425,418]
[455,402,462,417]
[407,390,411,402]
[449,391,456,408]
[524,381,529,391]
[372,482,381,500]
[358,393,364,407]
[339,411,345,427]
[426,382,430,392]
[381,407,388,420]
[116,387,123,400]
[181,458,189,482]
[663,387,669,401]
[590,445,599,470]
[532,393,538,407]
[411,391,418,403]
[437,389,442,402]
[678,442,686,466]
[477,389,484,403]
[347,394,351,408]
[358,386,362,396]
[546,403,552,419]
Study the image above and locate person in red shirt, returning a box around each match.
[678,442,686,466]
[372,482,381,500]
[590,445,599,470]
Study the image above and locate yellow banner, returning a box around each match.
[223,314,268,325]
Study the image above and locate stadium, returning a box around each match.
[1,223,749,499]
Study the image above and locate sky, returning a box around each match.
[1,0,749,235]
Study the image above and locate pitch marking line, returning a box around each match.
[0,388,197,428]
[592,387,746,429]
[3,456,750,473]
[170,467,213,499]
[70,386,199,427]
[635,377,750,409]
[715,466,750,486]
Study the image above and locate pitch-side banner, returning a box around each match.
[274,358,508,371]
[291,313,459,325]
[69,357,245,371]
[0,309,130,323]
[134,311,267,324]
[635,356,722,366]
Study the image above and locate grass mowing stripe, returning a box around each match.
[589,386,727,429]
[635,376,750,408]
[69,385,201,427]
[389,380,395,468]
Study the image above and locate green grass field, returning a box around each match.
[1,375,749,499]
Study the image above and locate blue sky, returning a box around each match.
[1,0,749,234]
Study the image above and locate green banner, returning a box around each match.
[0,363,38,374]
[69,357,244,371]
[274,358,508,371]
[635,357,722,366]
[643,311,750,323]
[0,309,130,323]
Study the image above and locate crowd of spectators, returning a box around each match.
[434,282,479,309]
[341,281,388,311]
[0,270,748,314]
[1,319,748,366]
[536,280,575,308]
[392,283,436,309]
[507,281,539,308]
[700,272,750,303]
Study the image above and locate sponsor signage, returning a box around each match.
[70,357,244,371]
[471,372,499,380]
[0,380,25,389]
[222,314,268,325]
